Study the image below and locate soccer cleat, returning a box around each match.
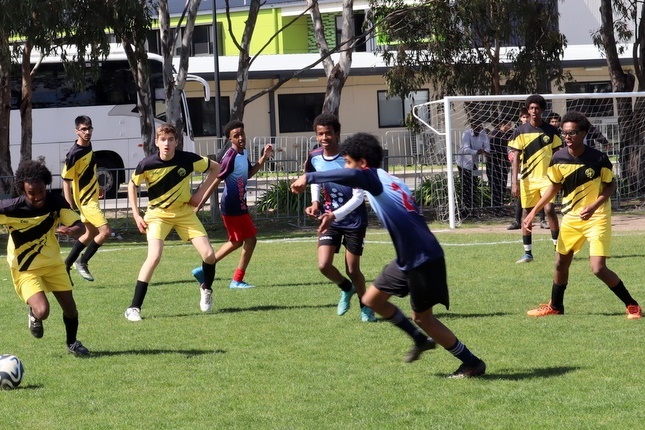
[67,340,90,357]
[404,337,437,363]
[507,221,520,230]
[337,286,356,316]
[527,302,564,317]
[124,307,142,322]
[516,253,534,264]
[229,280,255,289]
[28,309,44,338]
[540,220,550,229]
[200,285,213,312]
[449,359,486,378]
[626,304,642,320]
[192,267,205,284]
[360,307,377,322]
[74,260,94,282]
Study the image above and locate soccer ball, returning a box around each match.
[0,354,25,390]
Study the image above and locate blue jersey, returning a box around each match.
[305,167,444,270]
[304,148,367,230]
[217,147,252,216]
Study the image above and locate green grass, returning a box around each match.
[1,219,644,429]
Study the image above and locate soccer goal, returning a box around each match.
[412,92,645,228]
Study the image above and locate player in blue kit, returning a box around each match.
[291,133,486,378]
[192,120,274,289]
[304,113,375,322]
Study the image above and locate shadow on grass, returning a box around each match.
[474,366,581,381]
[437,312,511,319]
[218,303,336,313]
[89,349,225,358]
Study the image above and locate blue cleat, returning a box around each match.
[230,280,255,289]
[192,267,205,284]
[337,286,356,316]
[516,253,534,264]
[360,307,377,322]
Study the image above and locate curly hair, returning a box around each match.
[313,113,341,134]
[340,133,383,169]
[525,94,547,110]
[223,120,245,139]
[15,160,52,193]
[561,111,591,132]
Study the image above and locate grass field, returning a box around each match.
[1,218,644,429]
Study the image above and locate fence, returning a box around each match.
[1,129,642,230]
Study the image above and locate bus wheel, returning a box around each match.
[97,166,120,199]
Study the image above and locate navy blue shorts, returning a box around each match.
[373,257,449,313]
[317,225,366,256]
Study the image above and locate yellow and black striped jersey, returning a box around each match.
[508,122,562,182]
[0,193,81,271]
[548,146,614,217]
[61,142,100,207]
[131,151,210,210]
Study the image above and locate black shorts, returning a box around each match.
[373,257,449,313]
[317,225,366,256]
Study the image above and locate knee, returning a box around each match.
[31,303,50,320]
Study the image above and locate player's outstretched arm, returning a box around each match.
[290,174,307,194]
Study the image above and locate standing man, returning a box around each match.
[456,121,489,216]
[508,95,562,263]
[1,160,90,356]
[124,124,220,322]
[192,120,273,289]
[304,113,375,322]
[524,111,641,319]
[487,116,514,210]
[62,115,112,282]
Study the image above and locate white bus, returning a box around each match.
[9,49,209,198]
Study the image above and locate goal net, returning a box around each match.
[412,92,645,228]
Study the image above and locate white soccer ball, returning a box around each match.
[0,354,25,390]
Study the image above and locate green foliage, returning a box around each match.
[255,179,310,215]
[1,222,645,428]
[370,0,569,98]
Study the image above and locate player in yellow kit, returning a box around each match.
[524,111,641,319]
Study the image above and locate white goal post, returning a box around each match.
[412,92,645,228]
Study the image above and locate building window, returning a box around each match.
[278,93,325,133]
[187,96,231,137]
[377,90,429,128]
[335,12,367,52]
[565,81,613,117]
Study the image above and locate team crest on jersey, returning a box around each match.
[542,135,551,145]
[177,167,187,177]
[585,168,595,178]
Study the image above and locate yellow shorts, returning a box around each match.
[520,176,553,208]
[144,204,208,241]
[80,200,109,227]
[11,263,72,303]
[556,214,611,257]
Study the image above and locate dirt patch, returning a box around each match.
[435,212,645,235]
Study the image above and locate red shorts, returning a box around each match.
[222,213,257,242]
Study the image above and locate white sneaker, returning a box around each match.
[124,307,142,322]
[200,286,213,312]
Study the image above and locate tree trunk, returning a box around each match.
[19,42,34,163]
[123,41,155,156]
[598,0,644,196]
[230,0,262,122]
[0,35,13,194]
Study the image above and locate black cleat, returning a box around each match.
[404,337,437,363]
[449,359,486,379]
[28,308,44,338]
